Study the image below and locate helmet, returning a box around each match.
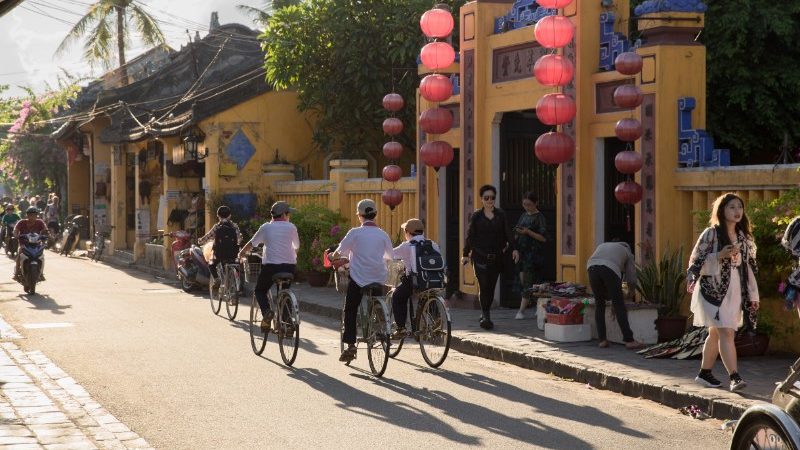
[26,207,39,215]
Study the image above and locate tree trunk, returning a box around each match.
[116,4,127,86]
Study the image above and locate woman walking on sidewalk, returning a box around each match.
[461,185,519,330]
[687,193,760,392]
[514,191,547,320]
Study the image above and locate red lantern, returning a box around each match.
[613,84,643,109]
[419,108,453,134]
[383,118,404,136]
[383,141,403,160]
[382,93,404,112]
[615,52,643,75]
[534,15,575,49]
[420,141,454,170]
[382,164,402,182]
[615,118,643,141]
[420,8,454,39]
[614,150,643,174]
[535,93,576,126]
[534,131,575,164]
[382,189,403,210]
[614,181,643,204]
[533,54,574,87]
[420,74,453,102]
[536,0,574,7]
[420,42,456,71]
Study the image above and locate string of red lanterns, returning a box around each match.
[532,3,576,165]
[381,93,404,210]
[417,6,455,172]
[612,50,645,205]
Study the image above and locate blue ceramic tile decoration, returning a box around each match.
[222,193,257,218]
[225,129,256,171]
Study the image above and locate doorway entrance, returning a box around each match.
[499,111,556,308]
[602,137,635,250]
[444,148,460,300]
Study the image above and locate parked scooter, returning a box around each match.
[17,232,46,295]
[729,357,800,449]
[166,231,211,293]
[59,215,86,256]
[2,221,18,258]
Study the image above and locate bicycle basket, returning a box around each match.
[386,259,406,288]
[334,268,350,294]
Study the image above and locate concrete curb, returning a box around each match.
[96,258,749,421]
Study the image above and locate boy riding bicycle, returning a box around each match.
[238,201,300,332]
[198,206,242,294]
[391,218,441,338]
[331,199,394,363]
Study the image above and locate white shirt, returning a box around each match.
[248,220,300,265]
[393,235,441,274]
[336,223,394,287]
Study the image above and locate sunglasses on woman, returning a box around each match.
[483,196,495,200]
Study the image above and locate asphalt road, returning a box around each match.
[0,252,731,449]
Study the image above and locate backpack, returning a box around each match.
[410,239,446,290]
[213,221,239,261]
[782,217,800,258]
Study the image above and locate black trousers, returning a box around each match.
[474,262,501,318]
[254,263,295,316]
[342,279,364,345]
[391,275,414,328]
[588,265,634,342]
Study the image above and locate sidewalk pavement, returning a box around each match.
[105,256,791,421]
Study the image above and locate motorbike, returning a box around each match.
[167,231,211,293]
[730,357,800,449]
[3,221,18,257]
[17,232,46,295]
[45,221,60,250]
[86,225,113,262]
[59,215,85,256]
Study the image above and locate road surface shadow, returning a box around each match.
[287,367,481,445]
[17,293,70,314]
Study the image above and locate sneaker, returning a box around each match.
[339,345,357,362]
[515,312,525,320]
[730,375,747,392]
[694,371,722,388]
[391,326,407,340]
[479,317,494,330]
[261,310,274,333]
[229,297,238,306]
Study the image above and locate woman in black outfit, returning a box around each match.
[461,185,519,329]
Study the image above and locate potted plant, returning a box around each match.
[636,245,688,342]
[292,204,349,287]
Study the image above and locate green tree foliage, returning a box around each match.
[632,1,800,162]
[56,0,166,83]
[0,84,80,198]
[261,0,465,159]
[237,0,301,27]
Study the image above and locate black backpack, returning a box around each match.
[782,217,800,258]
[410,239,446,290]
[213,222,239,261]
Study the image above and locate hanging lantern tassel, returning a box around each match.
[626,210,631,232]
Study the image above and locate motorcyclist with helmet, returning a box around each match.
[1,204,21,248]
[13,207,48,281]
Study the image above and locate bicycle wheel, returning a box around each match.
[366,297,390,377]
[418,296,451,368]
[249,294,268,355]
[277,291,300,366]
[731,414,796,450]
[209,274,222,315]
[385,291,404,358]
[224,266,239,321]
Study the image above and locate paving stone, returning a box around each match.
[43,443,97,450]
[103,422,130,434]
[98,440,127,450]
[3,444,42,450]
[37,434,95,446]
[0,424,34,437]
[14,407,61,418]
[0,435,39,445]
[121,438,149,449]
[114,431,139,441]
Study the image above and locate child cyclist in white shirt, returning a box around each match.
[391,218,441,337]
[238,201,300,332]
[332,199,394,363]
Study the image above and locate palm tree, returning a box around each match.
[237,0,300,27]
[56,0,165,86]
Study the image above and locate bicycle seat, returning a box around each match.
[272,272,294,282]
[361,283,384,296]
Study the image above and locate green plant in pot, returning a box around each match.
[636,245,688,342]
[292,204,349,287]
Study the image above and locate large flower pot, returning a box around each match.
[307,270,329,287]
[655,316,687,342]
[735,332,770,357]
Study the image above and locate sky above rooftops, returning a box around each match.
[0,0,258,98]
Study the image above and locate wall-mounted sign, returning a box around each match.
[492,42,548,83]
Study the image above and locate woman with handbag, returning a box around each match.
[461,185,519,330]
[687,193,760,392]
[514,191,548,320]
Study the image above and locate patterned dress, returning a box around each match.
[515,211,547,284]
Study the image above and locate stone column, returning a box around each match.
[327,159,368,215]
[109,145,126,253]
[262,163,296,199]
[133,150,145,262]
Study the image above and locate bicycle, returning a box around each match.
[209,261,242,320]
[245,261,300,366]
[385,260,452,368]
[89,224,114,262]
[333,260,391,377]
